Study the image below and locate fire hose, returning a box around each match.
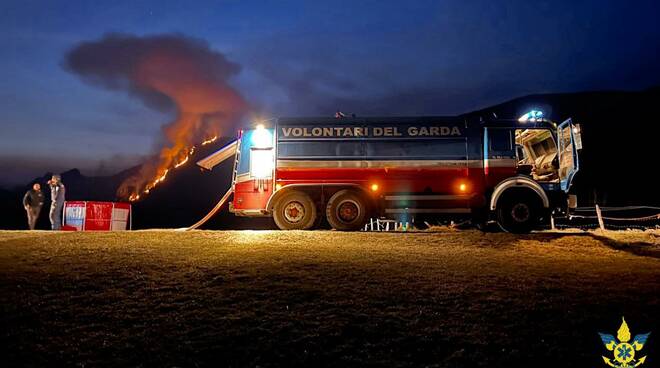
[186,187,234,230]
[185,137,240,230]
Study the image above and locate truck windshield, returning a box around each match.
[515,129,558,182]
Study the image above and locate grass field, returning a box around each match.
[1,229,659,367]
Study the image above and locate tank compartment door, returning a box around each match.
[557,118,580,192]
[233,127,276,212]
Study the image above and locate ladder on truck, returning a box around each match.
[187,136,241,230]
[230,136,242,192]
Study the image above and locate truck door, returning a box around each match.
[557,118,580,192]
[484,128,517,187]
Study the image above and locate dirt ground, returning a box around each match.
[1,229,659,367]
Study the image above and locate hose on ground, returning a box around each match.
[186,188,234,230]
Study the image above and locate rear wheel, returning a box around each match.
[326,189,369,231]
[496,190,541,233]
[273,191,317,230]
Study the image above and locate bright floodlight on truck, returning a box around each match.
[251,124,272,148]
[518,110,544,122]
[249,124,275,179]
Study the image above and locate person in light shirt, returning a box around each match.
[47,174,66,230]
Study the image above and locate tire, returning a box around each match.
[326,189,369,231]
[496,190,541,233]
[272,191,317,230]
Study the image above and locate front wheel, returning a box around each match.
[272,191,318,230]
[496,191,541,233]
[326,189,369,231]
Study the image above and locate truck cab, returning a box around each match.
[483,112,581,231]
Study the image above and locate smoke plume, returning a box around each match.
[64,33,248,200]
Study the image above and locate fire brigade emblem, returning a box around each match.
[599,317,651,367]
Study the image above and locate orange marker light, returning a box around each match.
[459,183,467,192]
[371,183,379,192]
[275,184,283,191]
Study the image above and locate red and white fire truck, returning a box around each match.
[197,111,581,233]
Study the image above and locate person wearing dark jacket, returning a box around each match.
[48,174,66,230]
[23,183,44,230]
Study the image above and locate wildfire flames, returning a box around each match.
[127,136,217,202]
[65,33,248,201]
[200,136,218,146]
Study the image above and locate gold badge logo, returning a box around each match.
[599,317,651,367]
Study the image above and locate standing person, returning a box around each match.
[48,174,66,230]
[22,183,44,230]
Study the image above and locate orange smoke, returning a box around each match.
[64,33,248,200]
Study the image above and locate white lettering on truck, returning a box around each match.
[281,126,461,138]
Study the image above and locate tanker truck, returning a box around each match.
[197,111,581,233]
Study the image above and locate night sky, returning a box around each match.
[1,0,660,187]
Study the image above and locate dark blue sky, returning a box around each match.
[1,0,660,186]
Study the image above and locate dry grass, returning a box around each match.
[1,229,659,367]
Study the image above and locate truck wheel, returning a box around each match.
[496,191,541,234]
[326,189,369,231]
[273,191,317,230]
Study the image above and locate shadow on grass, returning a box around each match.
[586,232,660,259]
[516,230,660,259]
[448,228,660,258]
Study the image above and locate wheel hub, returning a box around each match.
[511,203,530,223]
[337,200,359,223]
[284,201,305,223]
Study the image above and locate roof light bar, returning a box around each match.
[518,110,544,123]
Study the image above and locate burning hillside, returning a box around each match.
[64,33,247,201]
[126,136,218,202]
